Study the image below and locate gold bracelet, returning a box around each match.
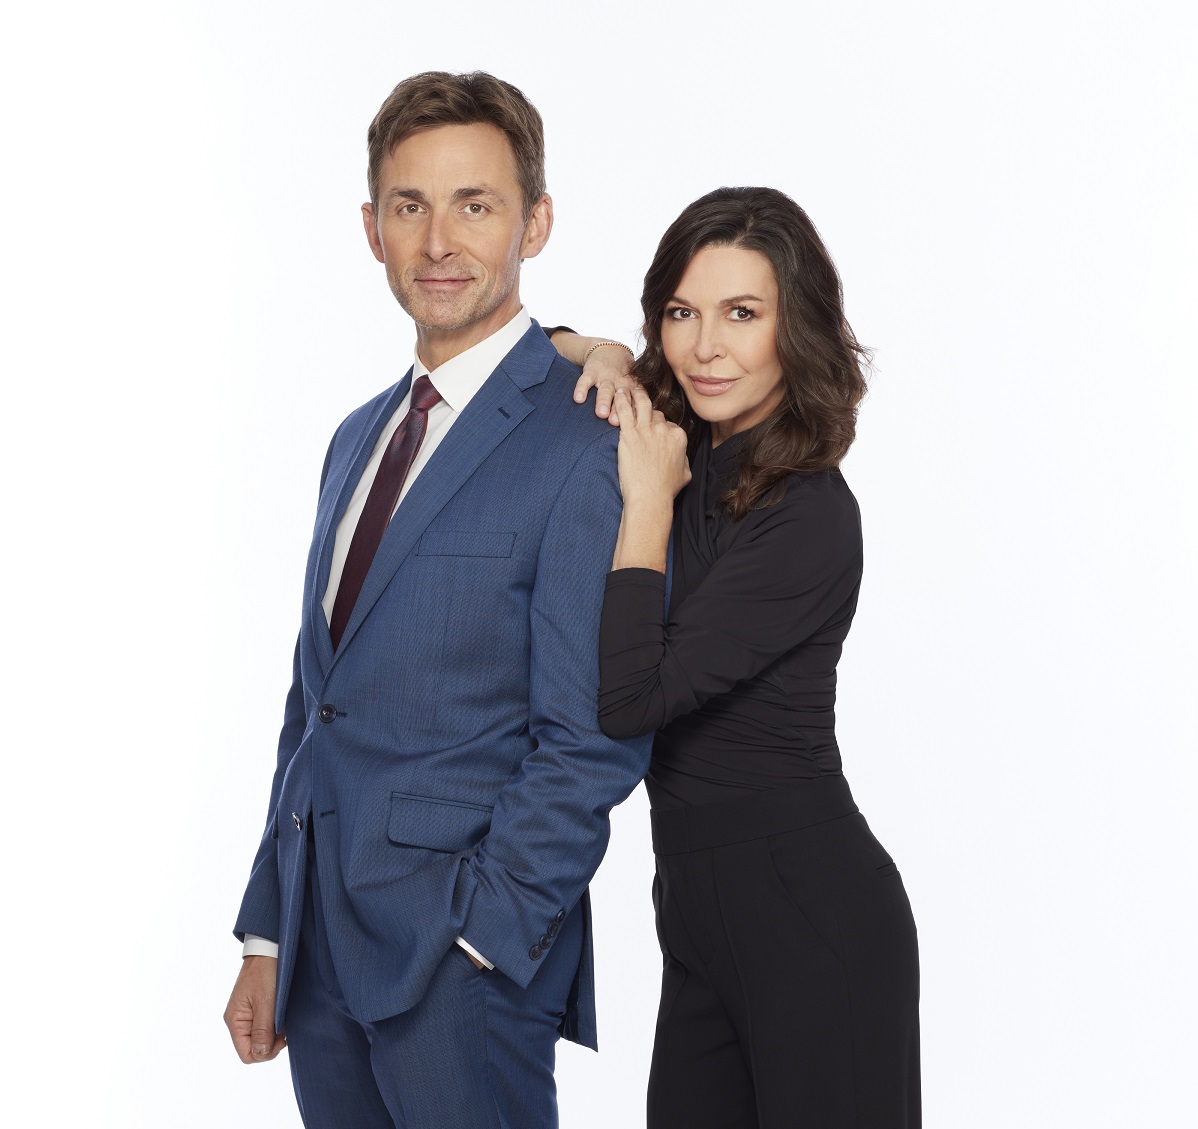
[582,340,634,364]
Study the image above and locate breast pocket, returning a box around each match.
[416,531,516,558]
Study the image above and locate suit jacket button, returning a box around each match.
[292,812,303,832]
[539,934,552,948]
[555,910,566,924]
[318,704,336,724]
[529,945,542,960]
[546,922,559,938]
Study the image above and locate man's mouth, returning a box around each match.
[415,276,474,290]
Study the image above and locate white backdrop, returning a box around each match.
[3,1,1195,1125]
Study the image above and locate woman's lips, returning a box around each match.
[687,375,737,396]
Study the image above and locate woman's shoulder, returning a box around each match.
[776,466,858,519]
[741,467,861,550]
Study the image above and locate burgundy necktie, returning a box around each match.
[329,375,441,650]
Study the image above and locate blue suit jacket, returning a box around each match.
[233,324,652,1049]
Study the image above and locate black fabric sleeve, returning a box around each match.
[541,325,575,340]
[597,478,862,739]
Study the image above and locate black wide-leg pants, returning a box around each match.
[647,776,921,1129]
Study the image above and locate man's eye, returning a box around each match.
[464,203,487,215]
[400,203,422,215]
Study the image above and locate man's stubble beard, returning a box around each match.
[387,257,521,333]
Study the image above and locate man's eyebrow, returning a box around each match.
[451,185,509,205]
[381,185,510,207]
[384,186,429,205]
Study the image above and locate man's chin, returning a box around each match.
[395,295,484,334]
[414,314,482,333]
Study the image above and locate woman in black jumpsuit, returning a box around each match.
[587,187,920,1128]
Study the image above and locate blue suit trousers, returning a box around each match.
[286,836,584,1129]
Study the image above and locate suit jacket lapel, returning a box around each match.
[307,372,413,675]
[328,366,536,664]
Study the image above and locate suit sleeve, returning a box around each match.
[232,635,306,942]
[231,428,342,943]
[597,476,862,739]
[457,428,653,986]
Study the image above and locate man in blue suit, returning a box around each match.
[223,71,652,1128]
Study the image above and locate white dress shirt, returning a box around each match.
[243,309,534,967]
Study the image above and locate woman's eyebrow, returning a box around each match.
[666,293,766,306]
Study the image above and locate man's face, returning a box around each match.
[363,122,551,353]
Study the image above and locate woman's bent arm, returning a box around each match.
[610,388,690,573]
[598,471,862,739]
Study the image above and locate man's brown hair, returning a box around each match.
[367,71,546,219]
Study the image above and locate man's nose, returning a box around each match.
[422,211,457,261]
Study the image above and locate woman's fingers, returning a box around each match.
[572,372,593,404]
[573,372,622,422]
[575,342,636,425]
[617,389,677,433]
[615,389,636,431]
[630,386,654,424]
[609,377,640,426]
[597,380,620,422]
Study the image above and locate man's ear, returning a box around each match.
[362,203,385,263]
[519,194,553,261]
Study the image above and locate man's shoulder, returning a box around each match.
[518,355,617,449]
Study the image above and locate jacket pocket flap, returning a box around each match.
[388,792,493,852]
[416,530,516,558]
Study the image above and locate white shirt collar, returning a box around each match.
[412,308,533,413]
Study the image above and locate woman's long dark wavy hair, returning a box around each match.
[633,186,869,520]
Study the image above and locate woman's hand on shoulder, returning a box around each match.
[615,387,691,506]
[569,340,638,425]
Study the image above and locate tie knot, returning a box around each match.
[411,375,441,413]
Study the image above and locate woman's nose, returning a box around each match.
[693,323,724,363]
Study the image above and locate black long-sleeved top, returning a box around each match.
[598,427,863,810]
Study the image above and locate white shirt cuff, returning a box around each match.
[455,936,494,969]
[242,932,488,969]
[243,934,280,959]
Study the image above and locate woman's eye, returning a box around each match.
[666,307,695,320]
[730,306,755,321]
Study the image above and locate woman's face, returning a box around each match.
[660,244,785,446]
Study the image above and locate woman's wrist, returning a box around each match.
[612,497,673,572]
[583,340,634,365]
[554,333,633,369]
[547,329,583,365]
